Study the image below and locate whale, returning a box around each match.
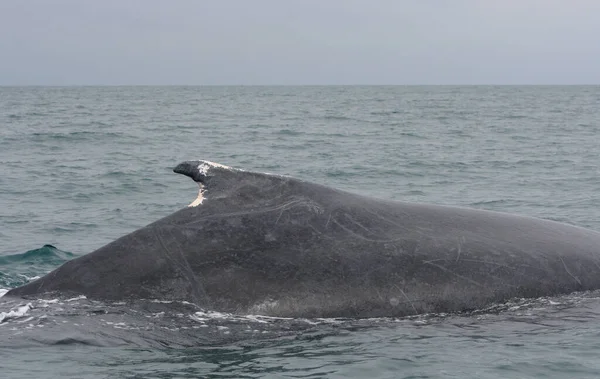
[6,160,600,318]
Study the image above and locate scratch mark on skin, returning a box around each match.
[423,261,484,288]
[307,224,334,239]
[274,208,285,226]
[154,228,208,305]
[423,258,534,270]
[362,208,429,237]
[274,199,322,226]
[393,284,418,315]
[332,219,406,243]
[184,200,306,226]
[455,236,465,263]
[559,256,582,286]
[342,213,374,234]
[325,213,332,229]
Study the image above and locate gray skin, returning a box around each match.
[7,160,600,318]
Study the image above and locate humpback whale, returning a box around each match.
[7,160,600,318]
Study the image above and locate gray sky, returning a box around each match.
[1,0,599,85]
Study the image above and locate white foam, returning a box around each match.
[38,299,60,307]
[250,299,280,313]
[65,295,87,302]
[0,289,8,298]
[16,316,34,324]
[189,309,335,326]
[18,274,40,282]
[0,303,32,323]
[191,310,232,322]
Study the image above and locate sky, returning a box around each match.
[0,0,599,85]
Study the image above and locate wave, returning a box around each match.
[274,129,304,136]
[0,245,75,288]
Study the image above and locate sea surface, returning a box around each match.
[1,85,600,378]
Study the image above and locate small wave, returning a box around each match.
[247,123,271,129]
[30,130,123,142]
[469,199,509,207]
[370,110,402,115]
[323,115,356,121]
[325,170,361,178]
[0,245,74,288]
[394,131,427,139]
[403,190,427,196]
[0,244,74,265]
[101,170,130,178]
[274,129,303,136]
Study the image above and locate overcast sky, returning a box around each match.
[1,0,599,85]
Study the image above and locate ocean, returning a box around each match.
[1,85,600,378]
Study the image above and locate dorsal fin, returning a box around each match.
[173,160,235,183]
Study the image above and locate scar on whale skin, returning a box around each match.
[187,161,234,207]
[189,183,205,207]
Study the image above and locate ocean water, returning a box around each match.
[1,85,600,378]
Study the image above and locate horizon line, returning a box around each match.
[1,83,599,87]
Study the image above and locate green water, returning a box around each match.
[1,86,600,378]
